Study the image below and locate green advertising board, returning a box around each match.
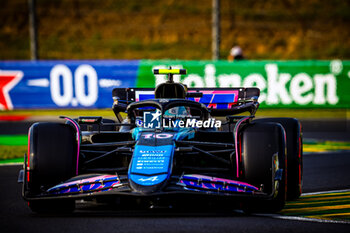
[137,60,350,109]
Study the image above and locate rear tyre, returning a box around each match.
[255,118,303,200]
[26,122,77,213]
[241,122,287,213]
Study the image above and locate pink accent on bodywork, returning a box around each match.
[188,90,239,103]
[65,118,81,175]
[184,174,259,190]
[234,116,251,178]
[189,90,238,95]
[27,128,31,182]
[50,175,118,189]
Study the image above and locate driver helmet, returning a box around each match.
[164,106,189,117]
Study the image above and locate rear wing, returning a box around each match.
[112,87,260,116]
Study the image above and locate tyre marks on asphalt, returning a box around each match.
[281,190,350,222]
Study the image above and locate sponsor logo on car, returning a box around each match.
[138,176,159,182]
[140,150,166,154]
[142,133,173,139]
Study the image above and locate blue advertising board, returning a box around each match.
[0,60,139,110]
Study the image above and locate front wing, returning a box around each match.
[22,173,275,202]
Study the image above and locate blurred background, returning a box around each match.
[1,0,349,60]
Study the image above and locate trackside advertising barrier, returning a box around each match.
[0,60,139,110]
[0,60,349,110]
[138,60,350,109]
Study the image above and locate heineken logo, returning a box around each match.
[154,63,341,106]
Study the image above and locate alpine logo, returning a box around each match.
[138,176,159,182]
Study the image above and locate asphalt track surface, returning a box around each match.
[0,120,350,233]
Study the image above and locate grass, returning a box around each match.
[0,135,27,145]
[281,191,350,222]
[0,145,27,160]
[0,157,23,164]
[0,135,27,160]
[304,140,350,153]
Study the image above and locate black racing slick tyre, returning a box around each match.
[26,122,77,213]
[241,122,287,213]
[255,118,303,200]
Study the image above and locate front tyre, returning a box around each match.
[255,118,303,200]
[26,122,77,213]
[241,122,287,213]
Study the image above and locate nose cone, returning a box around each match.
[128,144,175,193]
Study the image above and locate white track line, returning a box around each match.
[254,213,350,225]
[0,162,22,166]
[302,189,350,196]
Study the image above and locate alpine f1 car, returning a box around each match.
[19,68,303,213]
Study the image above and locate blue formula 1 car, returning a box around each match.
[19,68,303,214]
